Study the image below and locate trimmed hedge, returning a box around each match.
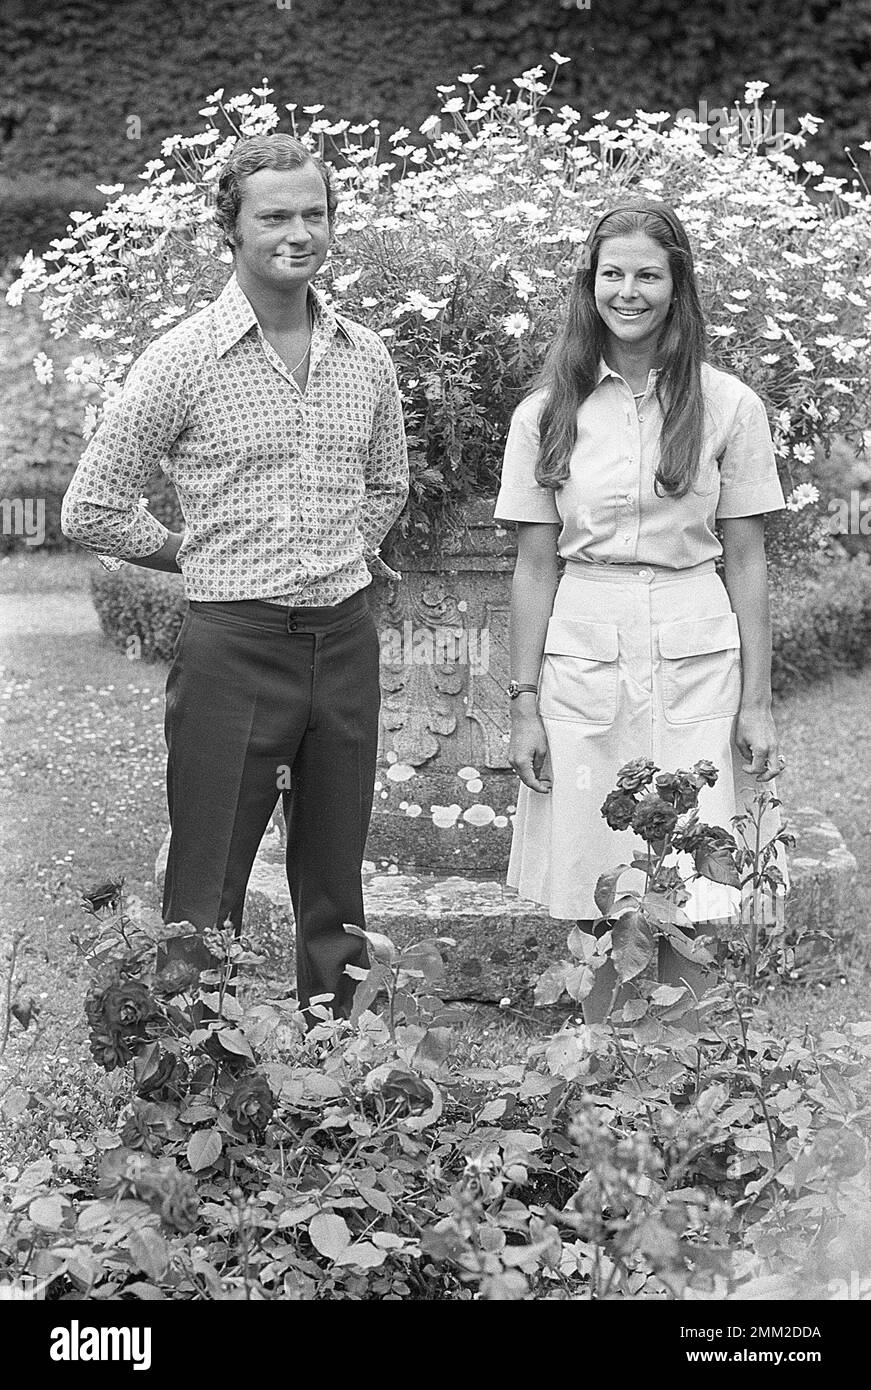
[1,0,866,185]
[769,556,871,693]
[0,466,75,553]
[0,176,106,263]
[90,567,186,662]
[89,553,871,692]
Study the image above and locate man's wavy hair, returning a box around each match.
[533,198,708,498]
[215,134,338,250]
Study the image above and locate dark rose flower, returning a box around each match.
[656,770,708,813]
[81,879,124,913]
[87,1032,136,1072]
[680,822,737,855]
[673,772,704,813]
[615,758,659,793]
[227,1074,275,1139]
[157,1173,200,1234]
[379,1069,434,1115]
[153,958,201,997]
[630,797,679,845]
[135,1050,190,1102]
[654,772,680,805]
[11,995,38,1030]
[120,1110,163,1155]
[692,760,719,787]
[99,1151,199,1233]
[85,980,161,1072]
[600,789,637,830]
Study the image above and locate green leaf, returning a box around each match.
[216,1029,255,1061]
[127,1227,168,1282]
[412,1026,453,1072]
[187,1128,222,1172]
[133,1041,163,1088]
[371,1232,414,1250]
[642,895,692,928]
[594,864,631,916]
[1,1087,30,1118]
[694,845,741,887]
[308,1212,352,1260]
[619,999,649,1022]
[479,1098,509,1122]
[349,960,390,1025]
[397,940,446,983]
[610,911,655,982]
[277,1201,320,1228]
[333,1240,387,1270]
[533,962,568,1006]
[93,1128,122,1150]
[564,964,595,1002]
[343,923,396,964]
[566,925,596,961]
[29,1195,65,1230]
[356,1185,393,1216]
[76,1201,115,1233]
[650,984,689,1006]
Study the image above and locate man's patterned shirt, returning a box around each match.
[61,274,409,605]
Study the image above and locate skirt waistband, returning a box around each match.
[562,558,716,585]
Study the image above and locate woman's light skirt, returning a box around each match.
[506,559,788,923]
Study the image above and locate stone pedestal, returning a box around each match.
[365,497,519,872]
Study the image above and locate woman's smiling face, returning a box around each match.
[593,232,673,351]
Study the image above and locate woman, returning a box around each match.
[494,198,787,1023]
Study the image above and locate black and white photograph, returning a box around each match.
[0,0,869,1347]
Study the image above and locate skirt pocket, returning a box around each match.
[658,610,741,725]
[538,615,619,725]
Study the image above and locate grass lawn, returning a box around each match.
[1,552,869,1097]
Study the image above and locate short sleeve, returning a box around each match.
[493,395,561,524]
[715,388,786,520]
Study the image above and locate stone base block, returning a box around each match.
[155,804,858,1002]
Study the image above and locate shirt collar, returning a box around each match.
[596,356,660,388]
[212,274,352,358]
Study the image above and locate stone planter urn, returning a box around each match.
[365,496,519,874]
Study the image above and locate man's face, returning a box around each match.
[230,164,331,288]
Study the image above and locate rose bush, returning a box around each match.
[6,60,870,559]
[2,875,869,1302]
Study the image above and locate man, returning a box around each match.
[62,134,409,1018]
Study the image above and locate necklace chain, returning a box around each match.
[287,307,314,377]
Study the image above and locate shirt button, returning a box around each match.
[289,620,298,631]
[638,414,645,422]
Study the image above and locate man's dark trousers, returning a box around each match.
[161,588,380,1017]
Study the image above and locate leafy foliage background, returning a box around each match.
[1,0,868,183]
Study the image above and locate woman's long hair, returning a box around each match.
[534,199,707,497]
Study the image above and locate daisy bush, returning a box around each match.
[7,59,871,561]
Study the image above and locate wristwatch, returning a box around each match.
[507,681,539,700]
